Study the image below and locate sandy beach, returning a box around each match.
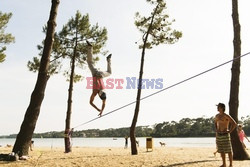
[0,146,250,167]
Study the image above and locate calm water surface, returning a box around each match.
[0,137,220,148]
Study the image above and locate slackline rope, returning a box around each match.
[73,51,250,129]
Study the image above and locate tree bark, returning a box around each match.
[64,51,76,153]
[64,31,78,153]
[12,0,60,156]
[229,0,250,160]
[130,4,159,155]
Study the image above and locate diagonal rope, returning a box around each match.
[73,51,250,129]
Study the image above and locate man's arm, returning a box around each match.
[214,115,218,132]
[228,115,237,133]
[98,99,106,117]
[101,99,106,112]
[89,92,101,111]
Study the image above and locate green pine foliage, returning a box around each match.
[27,11,107,81]
[0,11,15,63]
[134,0,182,49]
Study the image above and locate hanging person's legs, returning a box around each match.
[86,40,112,78]
[103,54,112,78]
[86,41,101,77]
[86,41,112,116]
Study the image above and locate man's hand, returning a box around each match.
[98,110,103,117]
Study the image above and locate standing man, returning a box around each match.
[214,103,237,167]
[86,41,112,116]
[124,136,129,149]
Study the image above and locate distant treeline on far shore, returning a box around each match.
[1,116,250,138]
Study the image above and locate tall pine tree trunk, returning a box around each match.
[229,0,250,160]
[130,48,145,155]
[64,55,75,153]
[130,4,159,155]
[64,33,78,153]
[12,0,60,156]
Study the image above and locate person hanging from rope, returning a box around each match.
[86,41,112,116]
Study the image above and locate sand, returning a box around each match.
[0,146,250,167]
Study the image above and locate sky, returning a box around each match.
[1,0,250,136]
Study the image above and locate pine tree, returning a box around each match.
[28,11,108,153]
[130,0,182,155]
[12,0,60,156]
[229,0,250,160]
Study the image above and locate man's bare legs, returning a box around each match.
[228,152,233,167]
[87,41,100,77]
[220,152,233,167]
[220,153,226,167]
[86,40,111,78]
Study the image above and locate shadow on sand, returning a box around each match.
[158,159,219,167]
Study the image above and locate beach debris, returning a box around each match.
[0,152,19,161]
[0,152,30,161]
[19,155,29,160]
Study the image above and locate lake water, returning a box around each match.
[0,137,220,148]
[1,137,250,148]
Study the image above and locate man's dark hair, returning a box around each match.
[217,103,225,112]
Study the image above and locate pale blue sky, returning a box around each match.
[1,0,250,135]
